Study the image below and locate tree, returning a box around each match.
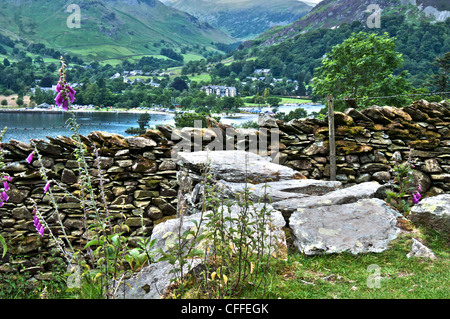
[313,32,410,109]
[137,112,151,130]
[274,107,307,121]
[429,52,450,94]
[171,77,188,92]
[266,96,282,106]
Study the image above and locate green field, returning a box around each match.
[188,73,211,83]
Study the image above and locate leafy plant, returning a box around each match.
[386,148,421,216]
[158,160,278,299]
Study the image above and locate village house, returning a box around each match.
[201,85,237,97]
[253,68,271,75]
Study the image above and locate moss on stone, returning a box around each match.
[336,125,366,136]
[336,140,373,155]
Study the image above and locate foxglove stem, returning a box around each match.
[32,145,75,257]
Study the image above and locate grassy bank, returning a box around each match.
[242,228,449,299]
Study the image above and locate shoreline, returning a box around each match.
[0,108,170,115]
[0,102,324,117]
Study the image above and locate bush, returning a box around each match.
[174,112,220,128]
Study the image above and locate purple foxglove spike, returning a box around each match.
[26,152,34,164]
[55,92,64,107]
[62,100,69,110]
[44,181,51,193]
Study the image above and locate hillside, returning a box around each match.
[256,0,450,46]
[0,0,235,62]
[160,0,312,40]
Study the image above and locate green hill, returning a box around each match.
[160,0,312,40]
[254,0,450,46]
[0,0,235,62]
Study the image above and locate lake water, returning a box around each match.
[0,104,324,143]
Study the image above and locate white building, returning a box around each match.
[254,69,271,75]
[201,85,236,97]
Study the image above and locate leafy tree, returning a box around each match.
[171,77,188,92]
[429,52,450,94]
[313,32,410,109]
[266,96,282,106]
[274,107,307,121]
[137,112,151,130]
[174,112,220,128]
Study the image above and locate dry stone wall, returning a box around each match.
[0,99,449,279]
[272,99,450,195]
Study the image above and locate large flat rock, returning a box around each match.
[115,259,202,299]
[290,198,401,255]
[272,182,385,215]
[176,151,305,183]
[216,179,343,203]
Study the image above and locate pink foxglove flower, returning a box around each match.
[55,85,76,110]
[0,201,4,208]
[1,191,8,202]
[26,152,34,164]
[55,58,76,111]
[412,192,421,205]
[43,181,51,193]
[3,181,9,191]
[38,225,45,237]
[33,211,45,237]
[4,175,12,182]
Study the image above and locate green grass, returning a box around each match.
[188,73,211,83]
[280,97,313,104]
[183,53,205,63]
[237,228,449,299]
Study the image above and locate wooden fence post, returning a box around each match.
[327,95,336,181]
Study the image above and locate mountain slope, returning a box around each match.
[257,0,450,46]
[160,0,313,40]
[0,0,234,61]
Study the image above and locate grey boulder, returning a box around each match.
[289,198,400,255]
[410,194,450,235]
